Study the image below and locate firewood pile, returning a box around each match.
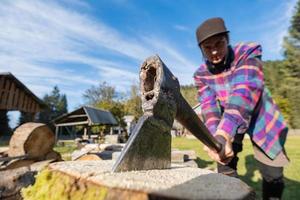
[0,122,62,200]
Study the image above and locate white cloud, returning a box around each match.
[141,36,197,84]
[253,0,297,60]
[0,0,196,111]
[174,25,189,32]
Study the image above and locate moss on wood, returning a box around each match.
[22,169,108,200]
[22,168,151,200]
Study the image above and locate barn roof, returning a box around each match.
[0,72,46,112]
[54,106,118,127]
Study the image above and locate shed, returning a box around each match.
[53,106,118,140]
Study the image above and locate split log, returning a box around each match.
[171,150,197,163]
[8,123,55,160]
[0,167,36,200]
[76,154,102,161]
[74,151,115,161]
[22,160,255,200]
[4,159,35,170]
[0,159,59,200]
[44,150,62,161]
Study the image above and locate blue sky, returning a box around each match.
[0,0,297,125]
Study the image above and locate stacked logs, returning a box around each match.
[0,123,62,200]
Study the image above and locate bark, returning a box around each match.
[8,123,55,160]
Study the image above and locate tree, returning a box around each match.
[83,82,126,127]
[180,84,198,107]
[18,112,35,125]
[83,82,115,106]
[124,85,142,119]
[38,86,68,124]
[97,100,126,127]
[281,0,300,128]
[263,61,293,124]
[283,0,300,78]
[0,110,11,136]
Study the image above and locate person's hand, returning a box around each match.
[203,130,234,165]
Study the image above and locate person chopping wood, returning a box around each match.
[194,17,289,200]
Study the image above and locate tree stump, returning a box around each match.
[22,160,255,200]
[8,123,55,160]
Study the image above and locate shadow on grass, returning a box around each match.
[194,157,214,169]
[239,155,300,200]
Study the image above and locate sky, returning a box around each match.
[0,0,297,126]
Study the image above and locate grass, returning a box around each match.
[53,140,77,161]
[172,135,300,200]
[0,140,9,147]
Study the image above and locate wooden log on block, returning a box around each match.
[104,135,119,144]
[0,147,9,154]
[76,154,102,161]
[75,151,115,161]
[181,150,197,160]
[0,167,36,200]
[44,150,63,161]
[22,160,255,200]
[4,159,36,170]
[171,150,197,162]
[0,159,59,200]
[8,123,55,160]
[171,151,185,163]
[101,144,124,151]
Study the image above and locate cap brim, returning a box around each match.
[198,31,229,45]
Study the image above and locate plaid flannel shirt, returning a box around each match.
[194,42,288,159]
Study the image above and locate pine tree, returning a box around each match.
[0,110,11,136]
[282,0,300,128]
[18,112,35,125]
[38,86,68,124]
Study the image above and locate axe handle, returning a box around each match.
[211,137,222,153]
[176,94,223,153]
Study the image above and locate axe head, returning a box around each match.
[112,55,221,172]
[112,55,176,172]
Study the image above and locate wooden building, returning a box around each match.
[0,72,45,113]
[0,73,46,134]
[53,106,118,141]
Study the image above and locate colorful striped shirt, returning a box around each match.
[194,42,288,159]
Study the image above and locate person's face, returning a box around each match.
[200,34,228,64]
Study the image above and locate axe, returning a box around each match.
[112,55,222,172]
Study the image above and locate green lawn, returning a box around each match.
[172,135,300,200]
[53,140,77,161]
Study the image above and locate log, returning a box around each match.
[0,160,59,200]
[0,167,36,200]
[4,159,35,170]
[8,123,55,159]
[76,154,102,161]
[22,160,255,200]
[74,151,115,161]
[44,150,62,161]
[0,155,28,162]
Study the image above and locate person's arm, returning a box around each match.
[194,72,221,136]
[194,72,234,164]
[217,56,264,139]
